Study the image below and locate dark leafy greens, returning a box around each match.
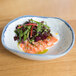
[14,19,52,44]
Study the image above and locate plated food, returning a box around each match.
[2,15,74,60]
[14,19,58,54]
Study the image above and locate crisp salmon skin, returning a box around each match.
[19,36,58,54]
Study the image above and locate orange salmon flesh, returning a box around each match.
[19,36,58,54]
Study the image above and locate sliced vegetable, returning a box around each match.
[25,23,37,26]
[14,19,51,44]
[30,26,34,37]
[18,26,23,29]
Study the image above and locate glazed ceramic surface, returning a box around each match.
[1,15,75,60]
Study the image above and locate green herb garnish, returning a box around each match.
[14,19,51,44]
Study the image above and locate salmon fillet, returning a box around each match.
[19,36,58,54]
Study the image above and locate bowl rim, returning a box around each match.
[1,15,75,58]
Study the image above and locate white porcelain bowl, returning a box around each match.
[1,15,75,60]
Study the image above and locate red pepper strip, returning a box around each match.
[18,26,23,29]
[30,26,34,37]
[26,23,37,26]
[18,23,37,29]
